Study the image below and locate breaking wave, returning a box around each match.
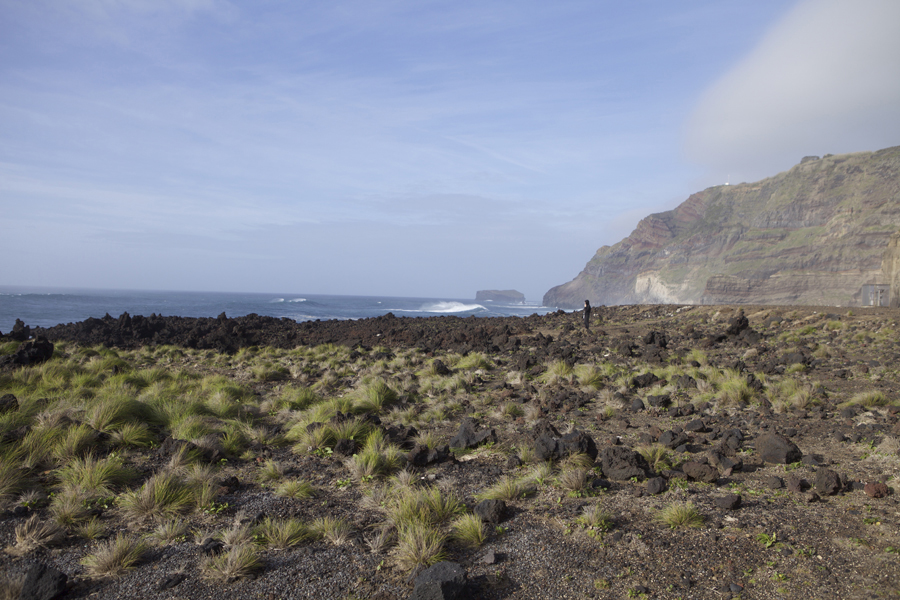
[416,302,487,313]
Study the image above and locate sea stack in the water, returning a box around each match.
[475,289,525,303]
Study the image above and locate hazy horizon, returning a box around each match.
[2,1,899,302]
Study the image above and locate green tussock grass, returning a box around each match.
[657,502,704,529]
[81,533,148,578]
[118,472,195,520]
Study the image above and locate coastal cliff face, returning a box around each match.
[883,231,900,308]
[544,146,900,308]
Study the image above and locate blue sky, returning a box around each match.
[2,0,898,301]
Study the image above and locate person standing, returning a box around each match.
[583,300,592,331]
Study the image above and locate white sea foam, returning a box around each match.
[416,302,487,313]
[288,298,307,303]
[271,298,285,303]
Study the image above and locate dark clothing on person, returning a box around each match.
[583,300,592,331]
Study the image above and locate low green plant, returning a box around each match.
[576,504,613,532]
[657,502,704,529]
[257,460,285,484]
[842,390,889,407]
[56,454,134,499]
[81,533,148,578]
[356,379,399,412]
[636,444,672,472]
[456,353,493,371]
[49,490,91,526]
[202,543,263,582]
[275,479,317,499]
[310,516,352,545]
[392,521,446,574]
[149,519,189,545]
[256,517,310,549]
[476,475,536,501]
[556,467,591,494]
[118,472,194,520]
[756,532,778,548]
[450,513,486,548]
[8,515,66,556]
[74,517,106,540]
[540,360,574,384]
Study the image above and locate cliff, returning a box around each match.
[883,231,900,308]
[544,146,900,308]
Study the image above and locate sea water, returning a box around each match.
[0,286,554,333]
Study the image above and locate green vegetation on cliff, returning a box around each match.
[545,146,900,308]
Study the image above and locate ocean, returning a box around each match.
[0,287,554,334]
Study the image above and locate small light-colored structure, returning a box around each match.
[861,284,890,307]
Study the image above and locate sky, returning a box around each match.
[2,0,899,301]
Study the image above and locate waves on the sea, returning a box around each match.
[0,287,554,332]
[398,301,487,314]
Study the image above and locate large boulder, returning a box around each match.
[449,418,497,450]
[473,499,507,524]
[533,428,597,462]
[9,318,31,341]
[0,393,18,414]
[0,337,54,367]
[19,562,67,600]
[815,469,842,496]
[409,561,467,600]
[682,461,720,483]
[600,446,649,481]
[755,433,803,464]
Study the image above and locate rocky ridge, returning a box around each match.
[545,146,900,308]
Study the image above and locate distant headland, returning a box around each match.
[475,289,525,303]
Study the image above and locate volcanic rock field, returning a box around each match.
[1,304,899,599]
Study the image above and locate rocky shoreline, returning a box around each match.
[1,304,899,599]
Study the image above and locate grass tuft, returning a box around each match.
[275,479,317,499]
[393,521,446,574]
[450,513,485,548]
[657,502,704,529]
[476,475,536,501]
[256,517,310,549]
[118,472,194,520]
[81,533,148,578]
[202,544,263,582]
[7,515,66,556]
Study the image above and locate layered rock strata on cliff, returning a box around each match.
[883,231,900,308]
[544,146,900,308]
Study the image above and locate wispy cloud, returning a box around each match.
[685,0,900,183]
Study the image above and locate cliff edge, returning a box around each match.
[544,146,900,308]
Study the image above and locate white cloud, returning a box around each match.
[685,0,900,182]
